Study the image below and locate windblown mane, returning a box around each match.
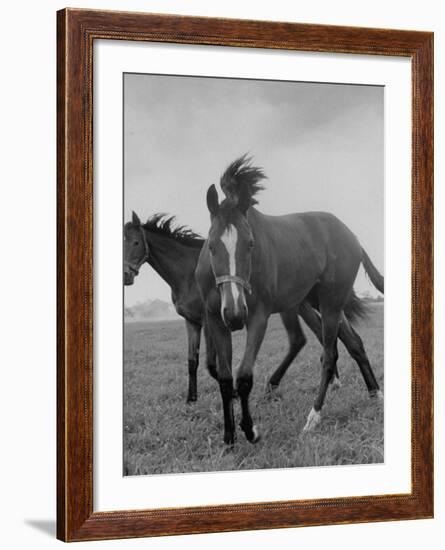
[220,154,267,206]
[143,213,204,249]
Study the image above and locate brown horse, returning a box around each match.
[124,212,214,403]
[124,212,372,404]
[195,155,384,445]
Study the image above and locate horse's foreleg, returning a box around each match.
[267,309,306,391]
[237,308,268,443]
[303,308,340,432]
[206,312,235,446]
[203,320,218,382]
[185,320,201,403]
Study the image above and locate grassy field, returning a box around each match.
[123,304,384,476]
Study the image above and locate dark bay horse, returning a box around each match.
[195,156,384,445]
[124,212,371,404]
[124,212,214,403]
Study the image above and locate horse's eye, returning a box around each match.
[249,240,255,248]
[134,241,139,246]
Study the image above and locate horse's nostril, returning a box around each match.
[228,317,245,332]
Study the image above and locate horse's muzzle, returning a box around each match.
[219,281,248,331]
[222,305,248,332]
[123,270,135,286]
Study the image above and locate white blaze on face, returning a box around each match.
[220,225,240,317]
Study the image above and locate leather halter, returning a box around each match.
[215,274,252,295]
[124,226,150,275]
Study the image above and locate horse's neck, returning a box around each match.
[145,230,200,296]
[248,208,278,263]
[248,208,267,242]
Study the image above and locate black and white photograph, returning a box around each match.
[123,73,384,476]
[1,0,439,546]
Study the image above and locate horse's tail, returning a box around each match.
[344,290,369,324]
[361,247,384,294]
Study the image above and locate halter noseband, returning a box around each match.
[215,274,252,295]
[124,225,150,275]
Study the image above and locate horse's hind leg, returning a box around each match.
[185,320,201,403]
[298,302,340,384]
[338,314,383,400]
[267,309,306,391]
[303,306,341,432]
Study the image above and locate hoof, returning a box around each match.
[369,389,384,402]
[240,422,261,443]
[186,395,197,404]
[303,407,321,432]
[250,425,261,444]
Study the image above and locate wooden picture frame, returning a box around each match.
[57,8,433,542]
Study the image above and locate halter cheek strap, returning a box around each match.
[124,226,150,275]
[215,274,252,295]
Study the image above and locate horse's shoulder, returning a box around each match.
[173,291,203,323]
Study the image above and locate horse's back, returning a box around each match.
[248,209,363,310]
[255,210,361,258]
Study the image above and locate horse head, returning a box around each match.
[123,211,150,285]
[206,183,254,331]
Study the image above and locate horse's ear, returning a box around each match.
[132,211,141,226]
[237,183,251,215]
[206,184,219,217]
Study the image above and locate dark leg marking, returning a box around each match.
[187,359,198,403]
[219,377,236,446]
[238,375,260,442]
[236,308,268,443]
[206,312,235,446]
[185,320,201,403]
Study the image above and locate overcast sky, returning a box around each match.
[124,73,384,306]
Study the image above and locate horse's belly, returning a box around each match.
[271,285,315,313]
[270,269,320,313]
